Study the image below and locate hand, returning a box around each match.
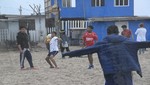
[58,38,62,41]
[20,50,23,53]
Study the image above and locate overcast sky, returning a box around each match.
[0,0,150,16]
[0,0,44,15]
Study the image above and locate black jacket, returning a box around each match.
[16,32,29,49]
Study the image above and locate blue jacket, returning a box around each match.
[63,34,150,77]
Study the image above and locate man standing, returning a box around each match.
[16,26,34,70]
[82,26,98,69]
[135,23,147,54]
[121,25,132,38]
[60,30,70,58]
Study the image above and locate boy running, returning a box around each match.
[82,26,98,69]
[45,32,60,68]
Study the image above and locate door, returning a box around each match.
[115,22,129,35]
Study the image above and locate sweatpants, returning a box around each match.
[20,49,34,68]
[60,47,70,58]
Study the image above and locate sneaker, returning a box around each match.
[88,65,94,69]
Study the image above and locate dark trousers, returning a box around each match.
[104,72,133,85]
[20,49,34,68]
[60,47,70,57]
[46,43,50,50]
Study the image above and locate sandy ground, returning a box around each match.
[0,46,150,85]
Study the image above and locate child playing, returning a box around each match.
[45,32,61,69]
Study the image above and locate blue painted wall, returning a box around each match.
[58,0,84,18]
[85,0,134,18]
[92,20,150,41]
[55,0,134,18]
[92,21,115,41]
[129,20,150,41]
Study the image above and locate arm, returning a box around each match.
[82,34,86,47]
[135,29,138,35]
[93,33,98,43]
[129,30,132,38]
[126,41,150,50]
[63,45,100,57]
[136,42,150,49]
[16,34,23,53]
[28,42,31,50]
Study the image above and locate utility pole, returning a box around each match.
[19,5,22,15]
[0,6,1,14]
[51,0,60,37]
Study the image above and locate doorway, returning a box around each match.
[115,21,129,35]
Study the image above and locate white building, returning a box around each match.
[0,14,46,43]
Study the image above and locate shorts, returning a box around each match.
[47,51,58,57]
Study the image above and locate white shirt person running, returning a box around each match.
[135,23,147,54]
[45,32,61,69]
[135,23,147,42]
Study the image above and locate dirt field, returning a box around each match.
[0,47,150,85]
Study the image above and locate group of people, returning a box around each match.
[121,23,147,54]
[63,25,150,85]
[16,23,149,85]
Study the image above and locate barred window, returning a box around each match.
[91,0,105,7]
[62,0,76,7]
[115,0,129,6]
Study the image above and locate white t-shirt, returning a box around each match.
[135,28,147,42]
[49,36,59,52]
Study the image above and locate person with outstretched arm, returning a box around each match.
[63,25,150,85]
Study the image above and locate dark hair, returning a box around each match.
[121,25,127,28]
[88,25,94,29]
[139,23,144,27]
[19,26,26,30]
[107,25,119,35]
[52,31,57,35]
[60,30,65,34]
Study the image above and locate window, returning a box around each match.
[91,0,105,7]
[115,0,129,6]
[62,0,76,7]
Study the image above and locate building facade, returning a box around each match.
[45,0,150,42]
[0,15,46,43]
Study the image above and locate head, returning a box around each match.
[60,30,65,35]
[121,25,127,30]
[87,26,94,33]
[19,26,26,33]
[139,23,144,28]
[107,25,119,35]
[51,31,57,37]
[47,34,52,38]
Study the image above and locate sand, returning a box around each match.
[0,47,150,85]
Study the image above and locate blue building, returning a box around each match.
[45,0,150,42]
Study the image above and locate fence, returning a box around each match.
[0,29,8,43]
[47,20,89,45]
[47,20,89,34]
[0,29,38,49]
